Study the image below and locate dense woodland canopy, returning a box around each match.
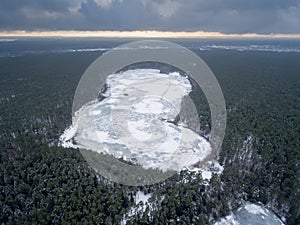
[0,49,299,224]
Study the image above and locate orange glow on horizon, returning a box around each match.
[0,30,300,39]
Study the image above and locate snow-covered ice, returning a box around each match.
[214,203,284,225]
[245,203,268,216]
[214,213,240,225]
[60,69,212,171]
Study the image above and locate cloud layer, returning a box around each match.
[0,0,299,34]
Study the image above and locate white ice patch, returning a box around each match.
[214,213,240,225]
[245,204,268,216]
[60,69,212,171]
[214,203,285,225]
[201,44,300,53]
[133,97,167,114]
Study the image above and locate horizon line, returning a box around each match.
[1,30,300,39]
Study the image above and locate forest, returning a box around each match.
[0,49,299,224]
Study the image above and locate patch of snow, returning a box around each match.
[96,131,109,140]
[89,109,102,116]
[11,132,16,139]
[185,160,224,183]
[245,203,268,216]
[121,191,153,225]
[201,170,213,180]
[135,191,152,205]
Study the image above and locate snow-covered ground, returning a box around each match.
[121,190,154,225]
[185,160,224,183]
[214,202,285,225]
[60,69,212,172]
[135,191,152,205]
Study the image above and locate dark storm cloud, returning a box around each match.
[0,0,83,30]
[0,0,299,34]
[78,0,154,30]
[163,0,300,33]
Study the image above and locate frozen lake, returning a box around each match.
[60,69,212,171]
[214,202,284,225]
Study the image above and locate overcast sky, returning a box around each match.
[0,0,300,34]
